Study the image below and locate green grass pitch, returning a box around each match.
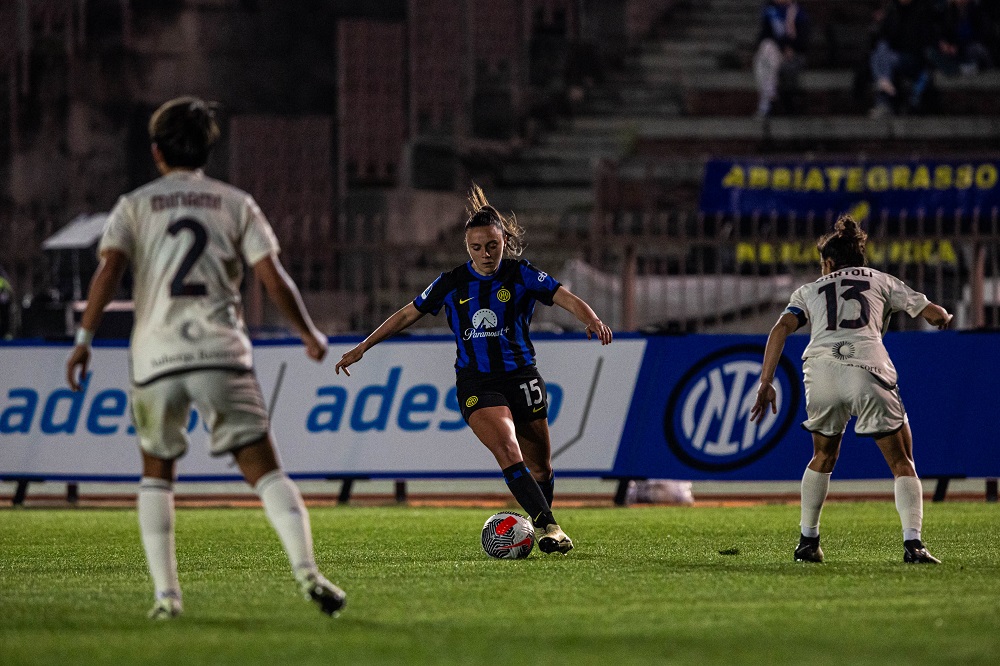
[1,502,999,665]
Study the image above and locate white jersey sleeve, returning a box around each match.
[99,196,137,259]
[886,274,931,320]
[782,285,810,328]
[240,197,280,266]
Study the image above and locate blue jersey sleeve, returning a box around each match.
[413,272,450,315]
[519,260,561,306]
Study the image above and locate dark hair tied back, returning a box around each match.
[817,214,868,270]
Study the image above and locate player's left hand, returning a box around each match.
[750,382,777,423]
[66,345,91,391]
[335,345,364,376]
[586,319,613,345]
[303,328,328,362]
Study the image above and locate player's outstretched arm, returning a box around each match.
[552,286,612,345]
[919,303,953,330]
[253,254,327,362]
[750,312,799,423]
[335,303,424,376]
[66,249,129,391]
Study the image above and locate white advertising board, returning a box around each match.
[0,338,645,480]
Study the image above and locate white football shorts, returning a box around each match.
[801,357,908,438]
[130,369,270,459]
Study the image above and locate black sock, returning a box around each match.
[502,462,555,528]
[538,475,554,508]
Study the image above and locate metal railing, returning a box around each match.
[255,207,1000,335]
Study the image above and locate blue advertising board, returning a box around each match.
[700,158,1000,218]
[2,333,997,483]
[613,332,1000,480]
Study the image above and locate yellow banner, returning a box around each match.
[735,240,958,266]
[721,163,999,194]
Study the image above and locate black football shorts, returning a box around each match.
[455,365,548,424]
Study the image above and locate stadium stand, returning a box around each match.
[337,20,407,189]
[2,0,1000,336]
[229,115,336,310]
[486,0,1000,333]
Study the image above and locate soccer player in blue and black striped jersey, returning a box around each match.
[336,184,613,554]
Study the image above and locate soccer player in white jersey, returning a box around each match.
[750,215,952,564]
[65,96,345,618]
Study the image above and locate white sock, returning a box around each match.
[255,470,317,577]
[894,475,923,542]
[800,468,831,538]
[138,477,181,600]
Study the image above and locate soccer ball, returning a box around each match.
[481,512,535,559]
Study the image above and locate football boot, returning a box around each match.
[535,523,574,554]
[297,570,347,616]
[147,595,183,620]
[794,534,824,563]
[903,539,941,564]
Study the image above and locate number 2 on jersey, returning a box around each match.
[818,279,871,330]
[167,217,208,297]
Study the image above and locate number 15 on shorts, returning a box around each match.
[520,379,544,407]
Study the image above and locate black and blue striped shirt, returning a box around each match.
[413,259,561,375]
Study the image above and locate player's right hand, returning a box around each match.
[335,346,364,376]
[585,319,613,345]
[303,329,328,362]
[66,345,91,391]
[749,381,777,423]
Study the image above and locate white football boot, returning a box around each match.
[296,570,347,616]
[535,524,574,554]
[147,595,183,620]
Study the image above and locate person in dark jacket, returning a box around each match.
[869,0,936,116]
[929,0,993,76]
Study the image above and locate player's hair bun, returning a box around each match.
[819,214,868,269]
[834,214,867,242]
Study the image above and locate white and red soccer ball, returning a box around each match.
[481,512,535,559]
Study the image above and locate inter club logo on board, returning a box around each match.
[663,345,800,472]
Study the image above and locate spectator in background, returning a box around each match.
[982,0,1000,64]
[929,0,994,76]
[753,0,810,118]
[869,0,936,117]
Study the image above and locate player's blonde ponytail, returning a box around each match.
[465,183,526,258]
[818,214,868,269]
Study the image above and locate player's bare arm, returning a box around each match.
[66,249,129,391]
[335,302,424,376]
[750,311,800,423]
[552,287,612,345]
[919,303,953,330]
[253,254,327,362]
